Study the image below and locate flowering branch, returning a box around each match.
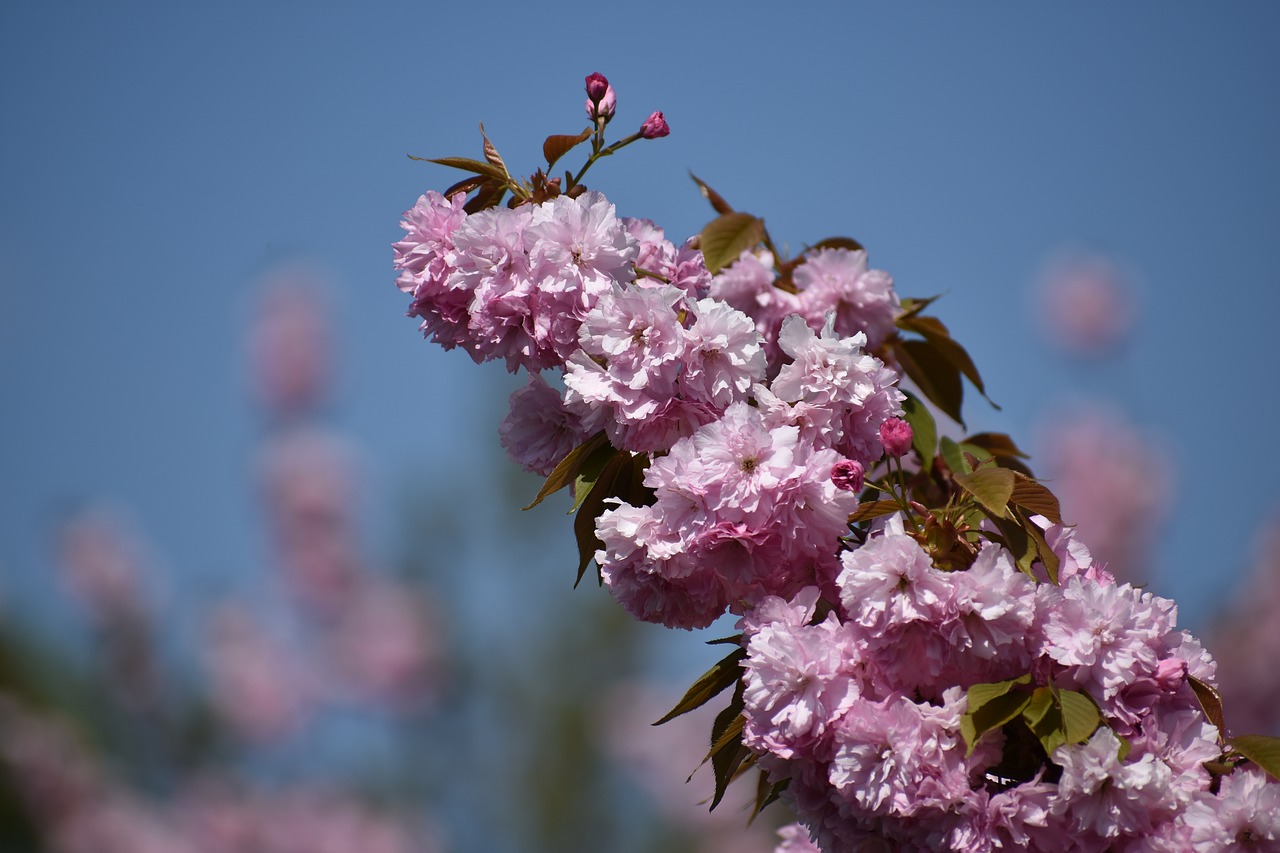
[394,73,1280,851]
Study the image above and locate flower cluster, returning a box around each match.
[736,519,1268,850]
[394,74,1280,851]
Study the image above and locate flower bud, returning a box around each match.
[585,72,610,102]
[585,72,616,122]
[879,417,913,458]
[639,111,669,139]
[831,459,865,493]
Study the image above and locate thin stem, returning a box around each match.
[568,132,643,190]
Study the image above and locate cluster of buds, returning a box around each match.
[585,72,669,140]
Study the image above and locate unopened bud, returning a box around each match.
[585,73,616,122]
[880,418,913,458]
[585,72,610,102]
[639,111,669,139]
[831,459,865,493]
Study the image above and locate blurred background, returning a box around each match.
[2,3,1278,851]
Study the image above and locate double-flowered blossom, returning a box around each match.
[498,373,591,476]
[735,513,1256,851]
[562,284,765,453]
[394,190,638,372]
[763,316,904,464]
[792,248,899,350]
[595,402,858,628]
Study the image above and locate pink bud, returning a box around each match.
[639,111,669,139]
[585,72,610,102]
[831,459,865,493]
[880,418,913,458]
[585,73,616,122]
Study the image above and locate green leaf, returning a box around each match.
[749,772,787,825]
[990,514,1036,577]
[954,466,1016,520]
[940,436,972,476]
[966,691,1033,756]
[409,155,511,184]
[901,391,937,470]
[654,648,747,726]
[1058,690,1101,745]
[1023,687,1068,757]
[897,294,942,319]
[849,500,903,524]
[570,443,623,514]
[898,314,997,408]
[897,313,953,340]
[524,432,610,510]
[1009,475,1062,525]
[1188,675,1226,735]
[700,212,766,274]
[690,172,735,215]
[707,702,749,809]
[968,673,1032,710]
[1020,509,1061,584]
[1230,735,1280,782]
[962,674,1031,755]
[1022,686,1055,728]
[706,634,744,646]
[543,128,592,170]
[895,338,965,426]
[571,450,638,587]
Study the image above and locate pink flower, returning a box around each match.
[770,315,904,464]
[1037,577,1177,700]
[742,604,862,758]
[879,417,913,458]
[793,248,899,350]
[1184,768,1280,850]
[837,524,951,634]
[1052,728,1178,841]
[827,690,974,818]
[640,111,670,138]
[679,297,766,409]
[392,190,470,349]
[498,373,590,476]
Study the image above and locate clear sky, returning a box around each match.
[3,1,1279,650]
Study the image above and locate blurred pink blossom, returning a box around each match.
[1035,251,1138,357]
[246,264,334,419]
[1037,403,1174,584]
[1206,514,1280,735]
[178,782,439,853]
[325,578,444,710]
[54,504,152,623]
[203,603,314,741]
[257,427,364,613]
[600,682,781,853]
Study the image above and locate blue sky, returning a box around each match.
[2,1,1278,651]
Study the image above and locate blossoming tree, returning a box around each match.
[393,74,1280,851]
